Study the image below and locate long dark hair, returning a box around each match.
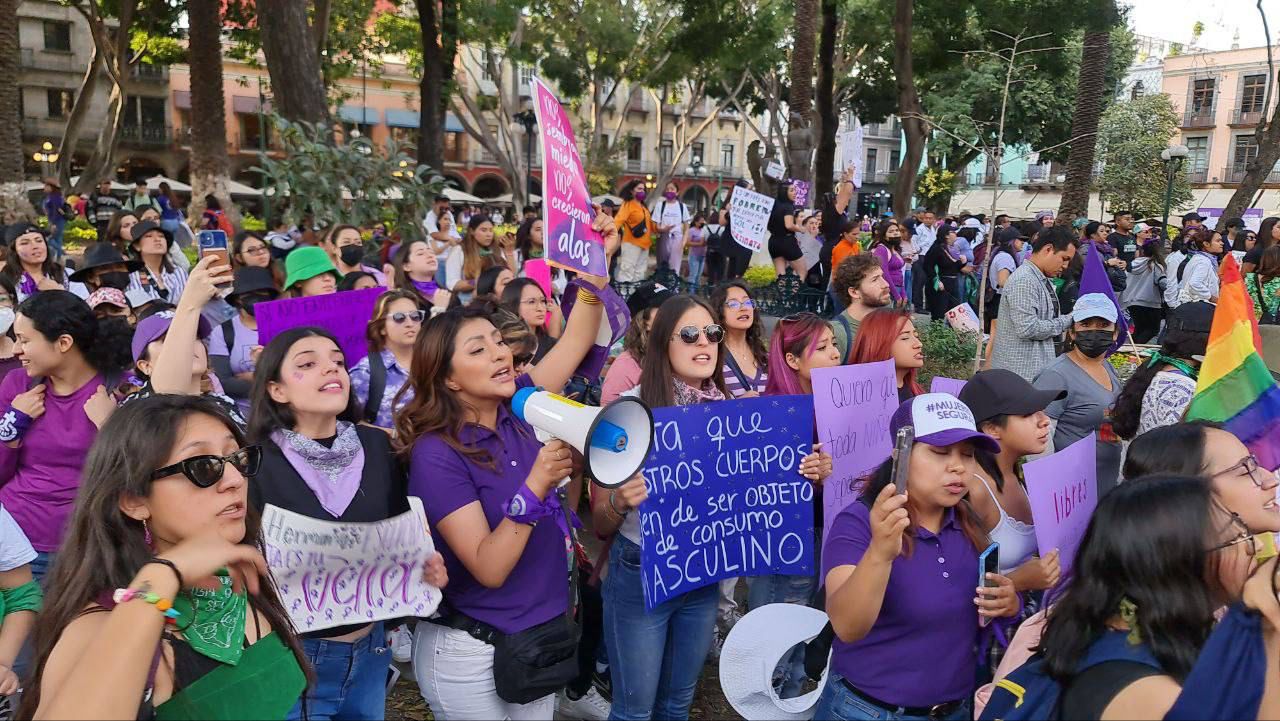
[515,217,542,261]
[1037,475,1228,682]
[500,278,549,338]
[1112,326,1209,440]
[858,454,988,556]
[973,415,1018,493]
[868,219,902,252]
[638,295,728,408]
[17,290,131,377]
[19,395,310,718]
[709,281,767,369]
[392,239,434,306]
[1122,421,1224,480]
[619,179,643,202]
[475,265,511,300]
[1257,217,1280,253]
[0,232,64,288]
[247,327,360,442]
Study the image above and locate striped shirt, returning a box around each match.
[722,353,768,397]
[128,263,189,305]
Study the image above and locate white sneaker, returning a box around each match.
[389,625,413,663]
[556,687,611,721]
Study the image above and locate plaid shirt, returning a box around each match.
[989,260,1073,381]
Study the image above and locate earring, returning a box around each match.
[143,518,152,548]
[1118,596,1141,645]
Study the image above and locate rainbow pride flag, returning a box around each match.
[1186,255,1280,470]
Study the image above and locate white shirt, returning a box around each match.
[0,505,35,572]
[424,209,461,263]
[1175,252,1219,305]
[913,223,938,256]
[654,200,690,245]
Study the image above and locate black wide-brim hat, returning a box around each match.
[70,242,143,281]
[130,220,174,249]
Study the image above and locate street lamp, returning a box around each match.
[512,109,537,205]
[33,141,59,176]
[644,173,655,193]
[1160,144,1190,239]
[685,160,705,211]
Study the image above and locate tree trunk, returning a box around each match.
[0,0,22,183]
[259,0,328,125]
[1058,30,1111,219]
[75,82,127,195]
[813,0,838,201]
[892,0,926,218]
[786,0,817,185]
[416,0,445,170]
[186,0,235,225]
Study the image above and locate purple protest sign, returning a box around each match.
[1024,435,1098,576]
[256,286,384,364]
[811,360,898,543]
[532,78,607,277]
[930,376,968,396]
[792,180,811,208]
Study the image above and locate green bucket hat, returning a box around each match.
[283,246,340,290]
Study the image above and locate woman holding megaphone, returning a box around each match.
[397,210,620,720]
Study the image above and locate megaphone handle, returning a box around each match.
[534,429,572,488]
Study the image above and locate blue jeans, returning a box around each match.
[603,537,718,721]
[747,572,817,698]
[686,254,706,286]
[48,221,65,260]
[29,552,55,587]
[288,623,390,721]
[814,676,971,721]
[902,265,914,310]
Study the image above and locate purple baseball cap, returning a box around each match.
[131,310,212,362]
[890,393,1001,454]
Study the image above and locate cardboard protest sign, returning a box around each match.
[811,360,898,542]
[256,286,385,364]
[532,78,608,277]
[1024,435,1098,575]
[639,396,815,610]
[262,497,442,633]
[930,377,968,396]
[728,187,775,253]
[945,303,981,334]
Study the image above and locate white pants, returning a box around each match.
[412,622,555,721]
[617,243,650,282]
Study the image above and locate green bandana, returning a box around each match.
[171,571,247,666]
[1146,351,1199,380]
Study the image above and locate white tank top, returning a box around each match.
[975,474,1038,575]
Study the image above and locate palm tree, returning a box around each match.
[813,0,839,200]
[186,0,236,224]
[0,0,34,220]
[258,0,329,125]
[1059,21,1114,219]
[787,0,818,185]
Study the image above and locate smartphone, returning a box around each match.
[197,230,232,296]
[890,427,914,495]
[978,542,1000,588]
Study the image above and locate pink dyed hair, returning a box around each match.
[763,313,831,396]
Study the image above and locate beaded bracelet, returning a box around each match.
[113,587,180,623]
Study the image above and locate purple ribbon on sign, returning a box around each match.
[560,279,630,381]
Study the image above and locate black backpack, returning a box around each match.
[363,356,387,424]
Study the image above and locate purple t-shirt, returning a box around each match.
[408,373,569,634]
[206,314,259,376]
[0,368,104,552]
[822,501,981,707]
[872,244,907,302]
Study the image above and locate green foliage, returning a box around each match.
[915,168,958,203]
[915,320,979,386]
[224,0,390,87]
[240,213,266,232]
[251,115,445,240]
[1096,93,1192,217]
[742,265,778,288]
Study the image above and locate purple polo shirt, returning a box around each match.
[822,501,980,707]
[408,373,569,634]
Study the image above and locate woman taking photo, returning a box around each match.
[1034,293,1124,494]
[324,224,386,285]
[282,246,340,298]
[127,221,189,304]
[395,212,617,719]
[920,224,974,321]
[248,326,447,720]
[1,290,131,580]
[446,214,504,304]
[209,267,278,415]
[394,239,453,312]
[868,219,908,304]
[819,393,1020,721]
[767,181,805,277]
[20,395,310,720]
[848,308,924,405]
[349,289,425,429]
[1112,301,1212,440]
[711,281,768,397]
[500,278,561,365]
[1,224,82,302]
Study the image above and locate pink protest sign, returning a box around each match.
[523,258,554,300]
[1024,435,1098,575]
[532,78,607,277]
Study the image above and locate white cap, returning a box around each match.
[719,604,830,721]
[1072,293,1119,324]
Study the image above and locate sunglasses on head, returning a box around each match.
[673,324,724,344]
[151,445,262,488]
[391,310,426,324]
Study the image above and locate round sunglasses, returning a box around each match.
[390,310,426,324]
[673,324,725,345]
[150,445,262,488]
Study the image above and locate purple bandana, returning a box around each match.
[18,273,37,298]
[271,422,365,518]
[413,279,440,300]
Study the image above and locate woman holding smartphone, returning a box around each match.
[819,393,1020,721]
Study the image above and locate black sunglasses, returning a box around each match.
[151,445,262,488]
[391,310,426,324]
[673,324,725,345]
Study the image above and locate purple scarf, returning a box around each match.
[413,279,439,300]
[18,273,37,298]
[271,422,365,518]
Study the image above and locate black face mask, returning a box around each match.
[239,293,275,317]
[97,271,131,291]
[1074,329,1114,358]
[339,245,365,267]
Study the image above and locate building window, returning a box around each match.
[866,148,878,174]
[444,132,464,162]
[889,149,901,172]
[721,142,734,169]
[1234,134,1259,171]
[43,21,71,52]
[519,64,535,87]
[1185,136,1209,172]
[659,139,673,168]
[240,114,271,149]
[691,142,704,166]
[481,51,500,82]
[46,89,73,118]
[627,136,642,162]
[389,126,416,145]
[1241,74,1267,114]
[1192,78,1215,113]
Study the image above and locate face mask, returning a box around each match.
[0,308,14,336]
[635,190,647,202]
[97,271,131,291]
[664,191,676,201]
[1074,329,1113,358]
[339,245,364,267]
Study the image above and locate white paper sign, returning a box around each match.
[729,187,775,253]
[262,497,442,633]
[765,159,785,180]
[840,121,865,189]
[945,303,981,334]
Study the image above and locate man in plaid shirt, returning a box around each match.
[989,226,1079,380]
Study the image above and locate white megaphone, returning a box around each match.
[512,387,654,488]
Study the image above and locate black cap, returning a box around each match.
[600,198,618,209]
[995,226,1026,245]
[958,369,1067,426]
[626,280,675,318]
[4,223,45,245]
[228,266,280,303]
[130,220,173,247]
[70,242,143,281]
[1182,211,1206,223]
[1168,301,1214,335]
